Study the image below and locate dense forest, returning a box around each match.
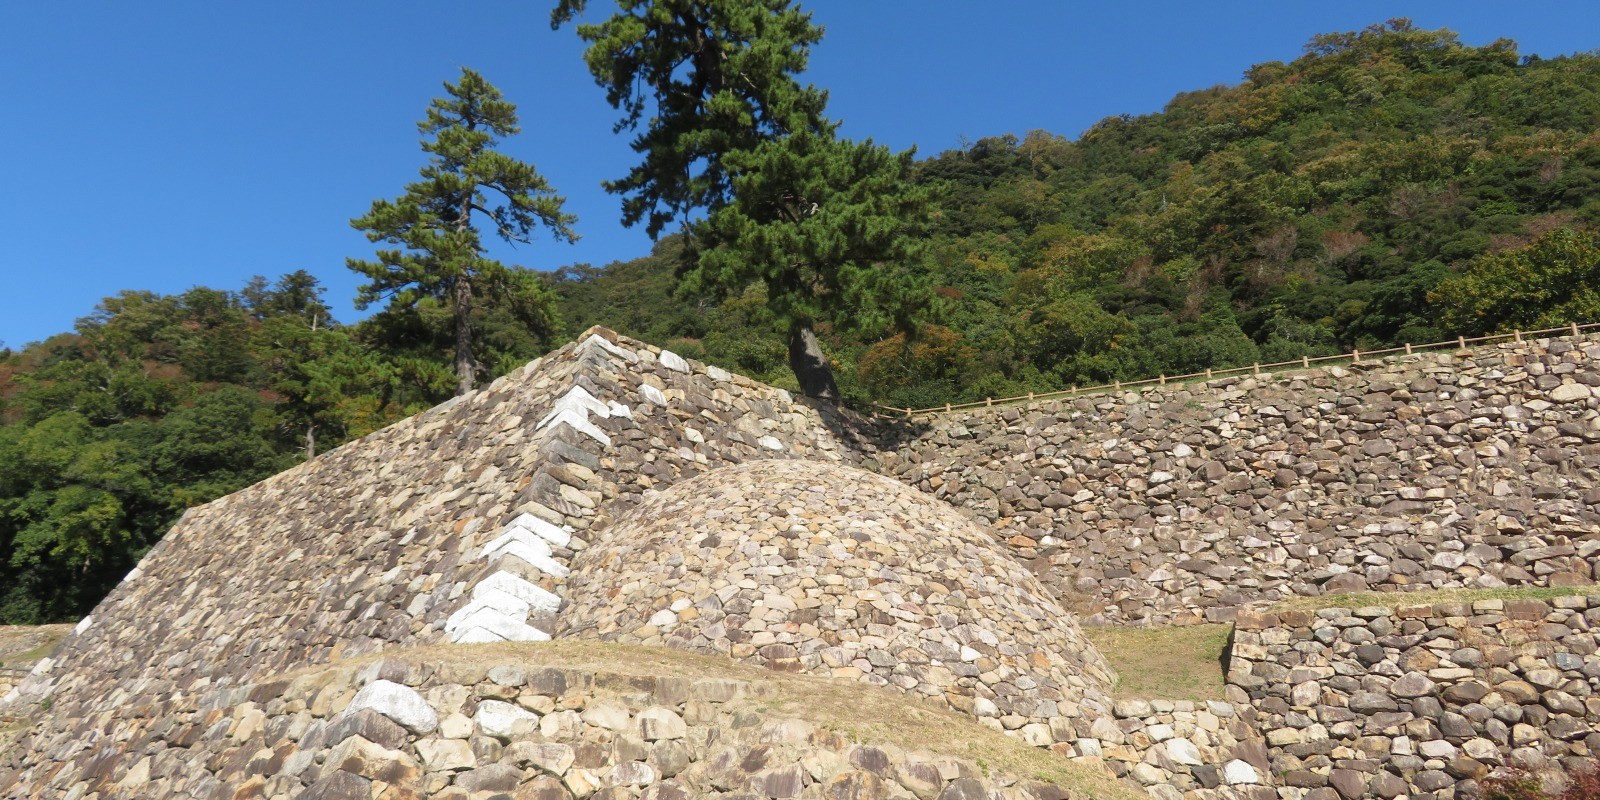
[4,20,1600,623]
[556,22,1600,408]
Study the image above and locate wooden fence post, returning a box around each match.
[1515,329,1523,342]
[1405,343,1412,355]
[1574,322,1582,337]
[1458,336,1467,350]
[1253,363,1261,375]
[1302,356,1310,368]
[1352,348,1360,363]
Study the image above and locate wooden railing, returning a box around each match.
[874,321,1600,418]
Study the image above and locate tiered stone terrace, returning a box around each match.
[2,327,1598,800]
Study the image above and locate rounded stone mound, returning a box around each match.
[560,459,1116,732]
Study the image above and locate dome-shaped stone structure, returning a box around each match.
[561,459,1116,735]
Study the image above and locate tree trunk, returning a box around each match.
[305,422,316,460]
[452,278,477,396]
[787,321,839,403]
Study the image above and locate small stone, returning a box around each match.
[638,707,688,741]
[476,699,539,740]
[1223,760,1260,785]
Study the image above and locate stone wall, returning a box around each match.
[562,459,1117,740]
[2,644,1110,800]
[8,327,1600,800]
[875,335,1600,625]
[1089,699,1265,800]
[1228,594,1600,799]
[0,329,865,797]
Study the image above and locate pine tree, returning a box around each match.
[349,68,576,396]
[554,0,930,401]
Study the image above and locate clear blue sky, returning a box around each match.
[4,1,1598,347]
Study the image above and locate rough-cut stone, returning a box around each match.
[347,680,439,735]
[476,699,540,740]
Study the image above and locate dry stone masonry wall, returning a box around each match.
[877,335,1600,625]
[3,646,1090,800]
[6,328,1600,800]
[561,459,1117,741]
[1228,594,1600,799]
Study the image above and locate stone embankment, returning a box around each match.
[879,335,1600,625]
[0,643,1128,800]
[6,327,1600,800]
[562,459,1117,740]
[0,329,862,799]
[1091,699,1265,800]
[1229,594,1600,799]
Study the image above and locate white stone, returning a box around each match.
[507,514,573,548]
[1418,739,1457,759]
[1223,760,1259,785]
[658,349,690,373]
[580,334,638,363]
[485,538,570,578]
[1164,738,1203,766]
[1551,383,1592,402]
[537,409,611,445]
[640,384,667,407]
[476,699,540,739]
[759,435,784,451]
[648,609,677,628]
[445,607,551,643]
[480,527,554,562]
[465,587,530,618]
[453,627,504,644]
[582,702,632,731]
[607,401,633,419]
[1075,738,1103,757]
[610,761,657,786]
[347,680,438,735]
[73,616,93,635]
[539,385,611,424]
[705,365,732,382]
[637,707,688,741]
[474,570,561,614]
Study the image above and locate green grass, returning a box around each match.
[0,625,71,669]
[1084,624,1231,701]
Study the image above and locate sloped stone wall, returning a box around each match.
[0,329,867,797]
[561,459,1116,741]
[877,335,1600,625]
[1228,595,1600,799]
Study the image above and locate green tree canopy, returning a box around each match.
[556,0,933,400]
[349,67,576,396]
[1432,227,1600,334]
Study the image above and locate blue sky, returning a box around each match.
[4,1,1599,347]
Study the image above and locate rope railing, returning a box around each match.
[874,320,1600,418]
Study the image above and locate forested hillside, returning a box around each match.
[4,21,1599,623]
[556,21,1600,408]
[0,275,558,622]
